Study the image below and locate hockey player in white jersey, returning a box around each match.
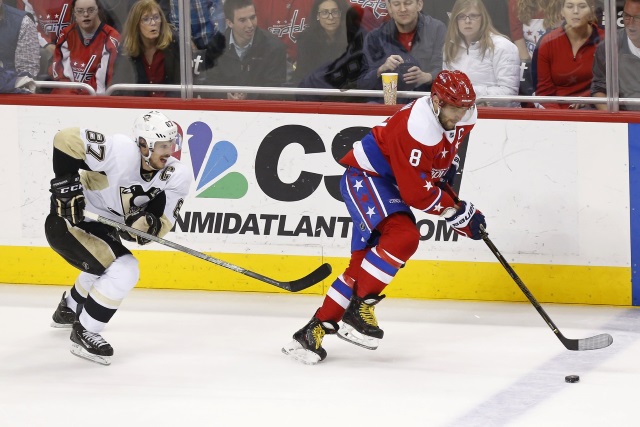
[45,110,192,365]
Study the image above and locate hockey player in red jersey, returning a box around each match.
[283,69,486,365]
[46,111,192,365]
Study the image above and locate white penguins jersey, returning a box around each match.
[53,127,192,237]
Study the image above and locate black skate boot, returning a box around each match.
[51,292,75,328]
[70,316,113,366]
[282,316,339,365]
[338,293,385,350]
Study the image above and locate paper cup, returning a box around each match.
[381,73,398,105]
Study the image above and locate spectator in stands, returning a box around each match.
[591,0,640,110]
[0,0,39,77]
[424,0,511,37]
[358,0,446,100]
[169,0,225,50]
[350,0,391,32]
[443,0,520,106]
[295,1,367,101]
[293,0,350,84]
[252,0,312,81]
[508,0,560,61]
[111,0,179,96]
[202,0,286,100]
[17,0,72,77]
[51,0,120,94]
[533,0,603,109]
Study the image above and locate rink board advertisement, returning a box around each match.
[0,103,635,305]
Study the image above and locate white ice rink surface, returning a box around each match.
[1,284,639,427]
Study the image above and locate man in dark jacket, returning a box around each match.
[357,0,445,100]
[203,0,286,100]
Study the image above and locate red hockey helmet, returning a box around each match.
[431,70,476,108]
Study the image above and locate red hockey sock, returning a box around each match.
[316,249,366,322]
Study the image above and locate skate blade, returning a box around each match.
[70,343,111,366]
[337,323,379,350]
[50,321,73,329]
[281,340,321,365]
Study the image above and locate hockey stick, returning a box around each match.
[83,211,331,292]
[443,184,613,351]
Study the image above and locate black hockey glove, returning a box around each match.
[122,212,160,245]
[50,173,85,225]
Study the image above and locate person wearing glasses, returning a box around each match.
[113,0,224,96]
[294,0,351,85]
[591,0,640,111]
[443,0,520,107]
[294,0,368,101]
[358,0,446,100]
[110,0,179,97]
[533,0,603,109]
[51,0,120,94]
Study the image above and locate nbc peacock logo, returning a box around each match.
[186,121,248,199]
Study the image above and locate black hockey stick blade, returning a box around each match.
[284,263,332,292]
[84,211,331,292]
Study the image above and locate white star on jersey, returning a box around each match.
[366,206,376,218]
[424,181,433,190]
[353,180,363,191]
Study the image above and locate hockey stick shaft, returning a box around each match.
[443,184,612,350]
[83,211,331,292]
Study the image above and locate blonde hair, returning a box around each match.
[444,0,503,66]
[121,0,173,57]
[517,0,562,29]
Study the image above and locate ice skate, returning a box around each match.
[50,292,75,328]
[338,294,385,350]
[70,321,113,366]
[282,316,339,365]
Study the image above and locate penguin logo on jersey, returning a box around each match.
[121,185,161,214]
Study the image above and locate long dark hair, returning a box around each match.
[306,0,350,41]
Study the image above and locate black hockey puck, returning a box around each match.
[565,375,580,383]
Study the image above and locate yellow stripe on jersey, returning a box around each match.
[53,127,86,161]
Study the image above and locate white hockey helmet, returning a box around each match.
[133,110,178,151]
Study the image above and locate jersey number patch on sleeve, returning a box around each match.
[85,130,106,161]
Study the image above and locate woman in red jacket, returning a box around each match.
[533,0,604,109]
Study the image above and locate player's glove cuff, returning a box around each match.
[50,173,85,225]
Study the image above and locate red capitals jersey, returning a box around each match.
[52,22,120,94]
[348,0,391,32]
[340,96,477,215]
[18,0,72,47]
[252,0,312,62]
